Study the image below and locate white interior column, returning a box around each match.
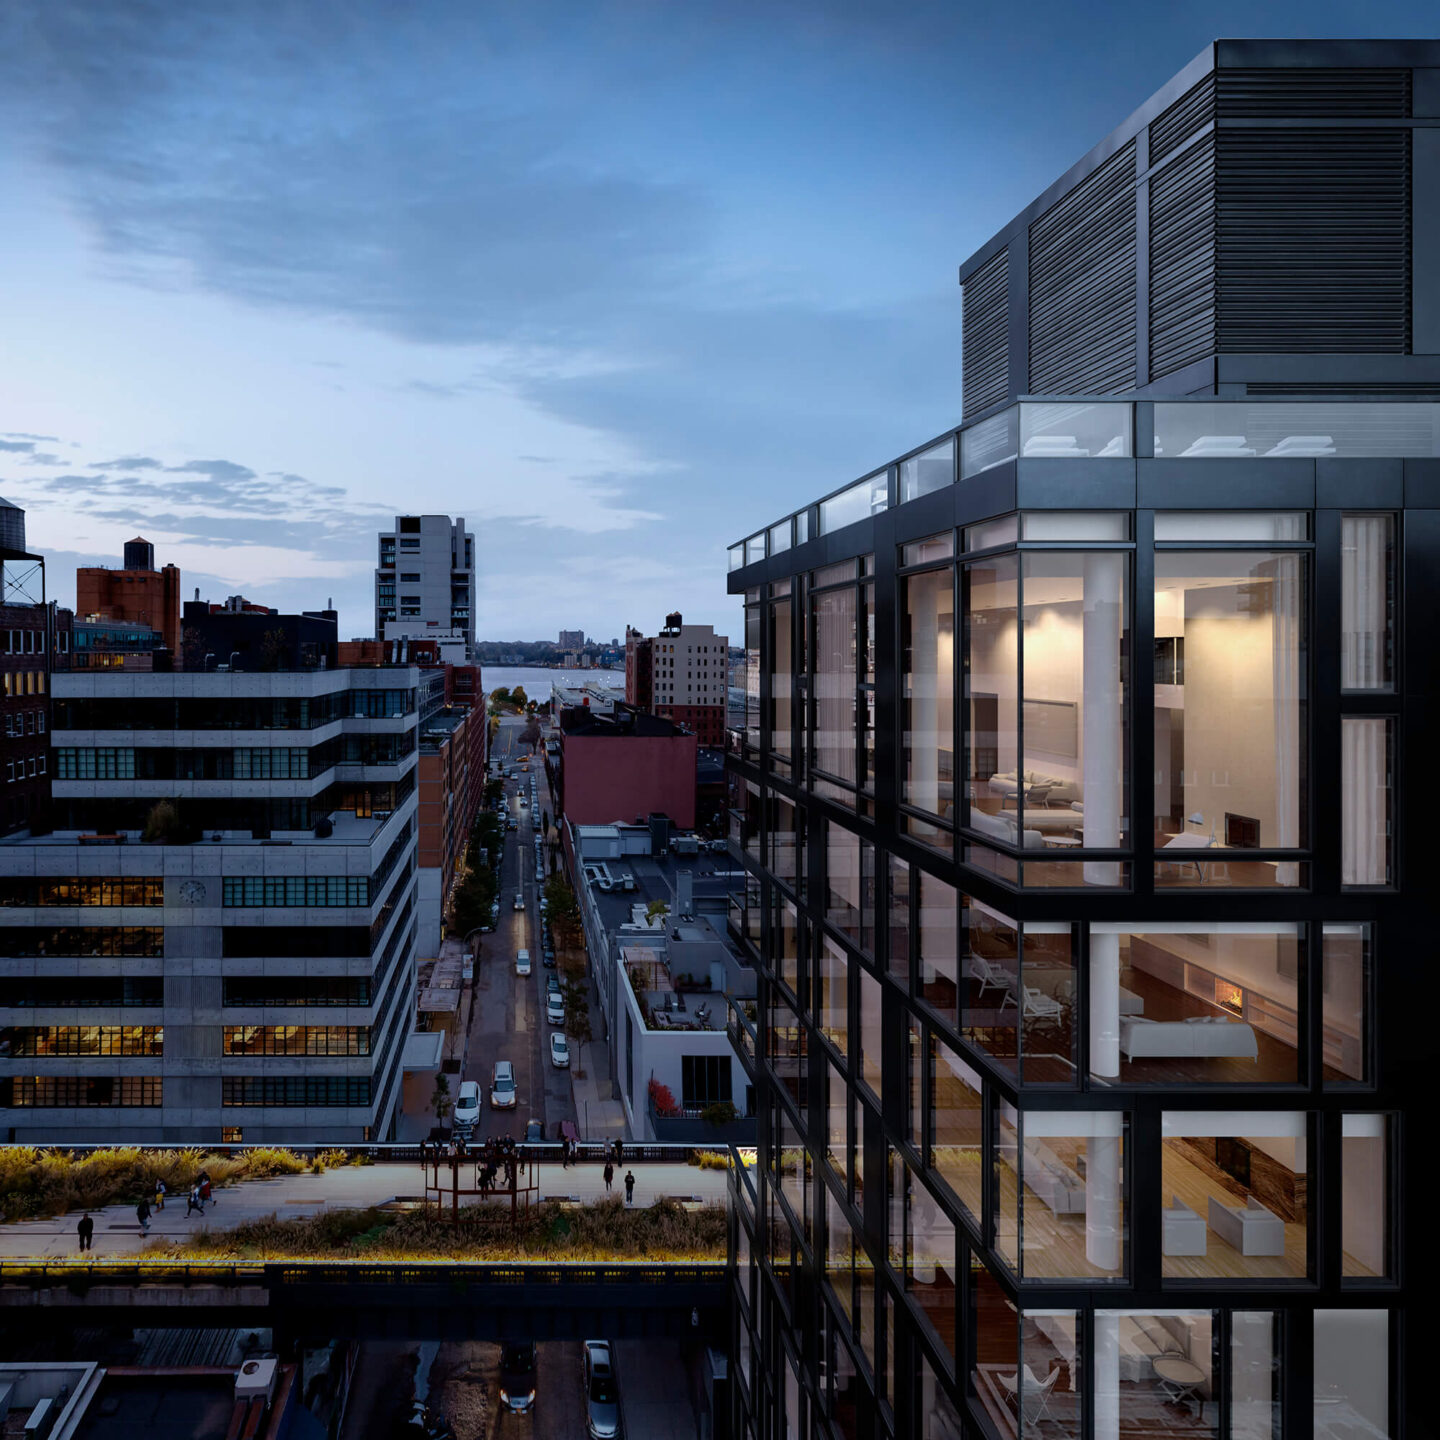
[1089,930,1121,1079]
[1085,1111,1123,1271]
[1093,1311,1120,1440]
[1082,551,1123,885]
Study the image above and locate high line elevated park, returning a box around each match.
[0,1144,743,1340]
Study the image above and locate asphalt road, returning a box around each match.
[467,717,573,1144]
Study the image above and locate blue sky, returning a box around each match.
[0,1,1431,641]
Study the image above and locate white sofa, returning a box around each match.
[1162,1195,1208,1256]
[969,807,1046,849]
[989,770,1083,807]
[1208,1195,1285,1256]
[1022,1139,1086,1217]
[1119,1015,1259,1062]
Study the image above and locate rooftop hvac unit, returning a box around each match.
[235,1357,279,1406]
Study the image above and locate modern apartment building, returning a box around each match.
[374,515,476,657]
[0,666,421,1143]
[725,40,1431,1440]
[559,629,586,651]
[627,613,731,746]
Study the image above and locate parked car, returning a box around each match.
[542,950,556,969]
[453,1080,481,1135]
[515,949,531,976]
[499,1342,537,1414]
[546,995,565,1027]
[546,975,560,995]
[490,1060,517,1109]
[523,1118,545,1144]
[582,1341,620,1440]
[550,1032,570,1068]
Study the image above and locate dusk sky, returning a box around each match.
[1,1,1430,642]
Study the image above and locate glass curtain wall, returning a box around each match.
[813,580,859,798]
[769,593,793,770]
[902,562,956,840]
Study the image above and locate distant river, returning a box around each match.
[479,665,625,703]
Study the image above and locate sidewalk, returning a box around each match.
[0,1159,732,1260]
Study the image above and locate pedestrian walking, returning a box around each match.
[603,1162,614,1195]
[186,1185,204,1218]
[136,1197,151,1235]
[153,1178,166,1211]
[77,1212,94,1252]
[623,1170,636,1206]
[614,1139,623,1169]
[199,1176,213,1206]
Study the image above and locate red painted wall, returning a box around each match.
[562,733,697,829]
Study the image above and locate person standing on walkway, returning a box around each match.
[77,1212,94,1252]
[603,1161,614,1194]
[614,1139,623,1169]
[199,1170,215,1205]
[136,1197,151,1235]
[153,1178,166,1211]
[623,1170,635,1206]
[186,1185,204,1218]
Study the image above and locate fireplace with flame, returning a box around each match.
[1214,979,1245,1015]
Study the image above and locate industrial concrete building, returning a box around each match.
[0,667,421,1143]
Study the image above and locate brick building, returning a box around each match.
[624,613,729,746]
[75,537,181,657]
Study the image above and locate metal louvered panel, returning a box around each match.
[961,249,1009,417]
[1150,75,1216,164]
[1028,142,1137,396]
[1247,382,1440,397]
[1216,129,1410,354]
[1216,67,1411,117]
[1149,134,1216,380]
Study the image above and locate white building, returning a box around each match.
[0,667,425,1143]
[375,515,475,658]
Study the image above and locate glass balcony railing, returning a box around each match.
[729,397,1440,559]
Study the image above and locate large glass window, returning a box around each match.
[768,597,793,764]
[1314,1310,1391,1438]
[964,554,1018,835]
[1341,514,1395,690]
[900,438,955,503]
[1015,1112,1126,1281]
[820,472,888,533]
[1342,716,1393,886]
[1232,1312,1281,1440]
[825,820,862,945]
[816,936,849,1055]
[1154,548,1307,884]
[858,969,882,1098]
[1020,551,1128,862]
[1160,1112,1308,1280]
[1322,923,1369,1084]
[887,856,911,989]
[1342,1114,1389,1280]
[902,566,956,824]
[1092,1311,1216,1440]
[744,594,760,753]
[930,1038,983,1222]
[917,871,958,1027]
[962,897,1017,1074]
[812,585,858,787]
[1090,923,1302,1086]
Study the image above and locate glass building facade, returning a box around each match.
[726,398,1414,1440]
[724,40,1436,1438]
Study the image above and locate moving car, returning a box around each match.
[513,891,525,911]
[498,1342,537,1414]
[490,1060,517,1109]
[550,1032,570,1068]
[453,1080,481,1135]
[546,994,565,1027]
[515,949,531,976]
[582,1341,620,1440]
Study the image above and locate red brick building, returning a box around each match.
[75,536,181,657]
[548,703,698,829]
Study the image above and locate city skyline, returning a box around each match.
[3,1,1431,640]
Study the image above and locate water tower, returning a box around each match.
[0,498,44,607]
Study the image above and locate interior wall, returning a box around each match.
[968,612,1018,781]
[1022,599,1083,787]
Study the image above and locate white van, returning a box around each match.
[513,891,525,911]
[490,1060,517,1109]
[515,948,531,976]
[454,1080,481,1134]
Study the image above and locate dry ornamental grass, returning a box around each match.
[137,1195,727,1263]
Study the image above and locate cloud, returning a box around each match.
[3,432,60,443]
[23,452,65,466]
[167,458,256,482]
[0,440,34,453]
[92,455,163,470]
